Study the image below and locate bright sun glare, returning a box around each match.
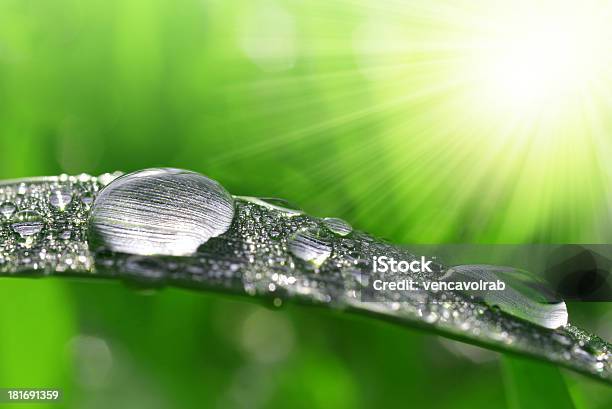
[471,6,611,113]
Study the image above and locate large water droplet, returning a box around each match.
[288,229,331,266]
[49,189,73,211]
[88,168,235,256]
[11,210,44,237]
[323,217,353,236]
[442,265,568,329]
[0,202,16,219]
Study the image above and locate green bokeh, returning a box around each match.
[0,0,610,408]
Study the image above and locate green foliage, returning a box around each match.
[0,0,610,408]
[502,356,575,409]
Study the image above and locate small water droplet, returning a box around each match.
[97,172,122,186]
[443,265,568,329]
[288,229,331,266]
[0,202,16,219]
[11,210,44,237]
[49,189,73,211]
[88,168,235,256]
[78,173,92,183]
[323,217,353,236]
[81,193,94,206]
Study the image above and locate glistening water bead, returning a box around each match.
[11,210,44,237]
[49,189,73,211]
[323,217,352,236]
[441,265,568,329]
[288,229,332,266]
[0,170,610,382]
[88,168,235,256]
[236,196,303,216]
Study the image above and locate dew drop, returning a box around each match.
[259,197,301,211]
[323,217,353,236]
[81,193,94,206]
[97,172,122,187]
[0,202,16,219]
[49,189,73,211]
[236,196,302,216]
[288,229,331,266]
[442,265,568,329]
[88,168,235,256]
[11,210,44,237]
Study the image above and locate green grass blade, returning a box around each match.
[502,355,575,409]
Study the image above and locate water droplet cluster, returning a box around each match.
[0,172,121,274]
[0,168,609,382]
[92,175,610,381]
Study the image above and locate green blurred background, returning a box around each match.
[0,0,611,408]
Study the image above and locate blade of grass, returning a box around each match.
[502,355,575,409]
[1,174,611,385]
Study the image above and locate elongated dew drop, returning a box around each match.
[88,168,235,256]
[235,196,303,216]
[323,217,353,236]
[288,229,331,266]
[11,210,44,237]
[442,265,568,329]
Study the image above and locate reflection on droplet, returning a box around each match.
[88,168,235,256]
[11,210,44,237]
[288,229,331,266]
[50,189,73,211]
[239,1,297,72]
[258,197,301,212]
[81,193,94,206]
[236,196,302,216]
[323,217,353,236]
[97,172,123,187]
[68,335,113,390]
[0,202,16,219]
[443,265,568,329]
